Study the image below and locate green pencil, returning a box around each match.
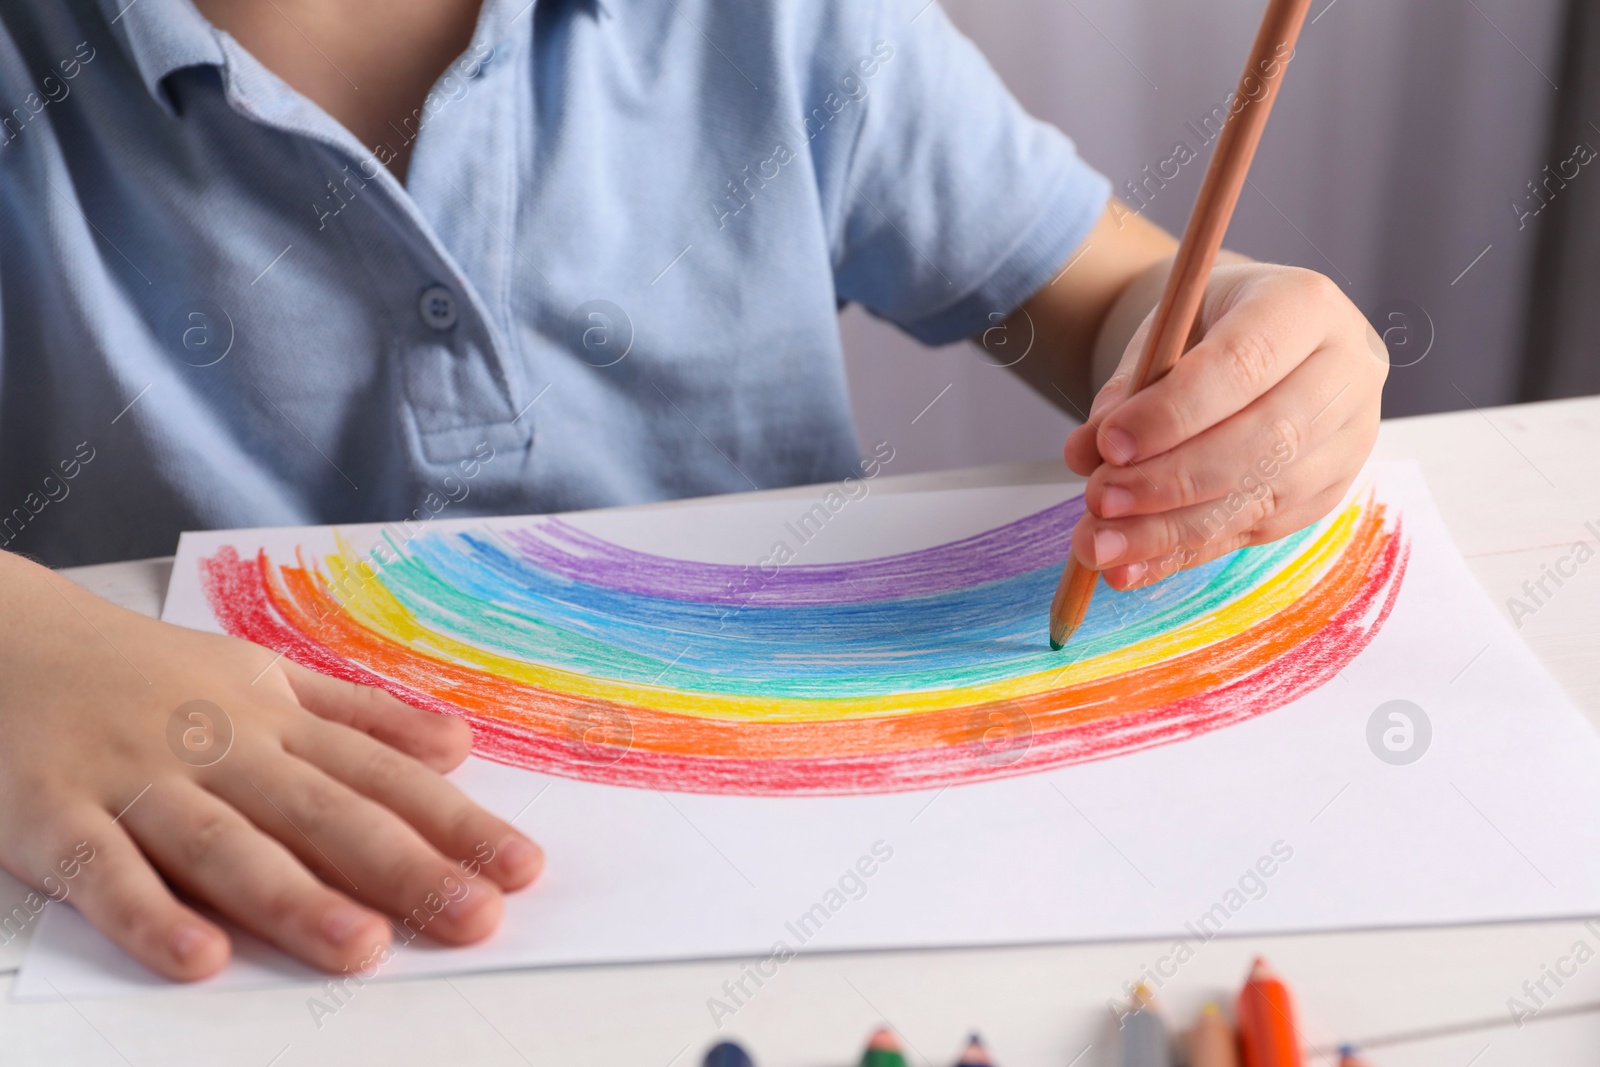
[859,1027,907,1067]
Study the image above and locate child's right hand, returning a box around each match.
[0,550,542,980]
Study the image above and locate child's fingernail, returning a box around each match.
[322,905,378,946]
[444,889,490,924]
[1123,561,1147,585]
[495,834,541,878]
[1102,428,1137,464]
[1100,485,1135,517]
[170,923,212,962]
[1093,529,1127,567]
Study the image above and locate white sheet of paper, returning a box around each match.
[18,461,1600,999]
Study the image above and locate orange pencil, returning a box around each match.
[1188,1002,1240,1067]
[1236,957,1303,1067]
[1047,0,1315,650]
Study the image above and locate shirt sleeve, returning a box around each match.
[829,0,1111,345]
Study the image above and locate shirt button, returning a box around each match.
[418,285,458,331]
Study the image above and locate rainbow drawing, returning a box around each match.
[197,489,1408,796]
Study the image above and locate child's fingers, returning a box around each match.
[1086,347,1366,519]
[36,804,231,981]
[1064,419,1101,476]
[1064,311,1154,474]
[281,660,472,773]
[284,717,543,892]
[121,781,390,974]
[1095,271,1339,466]
[1070,441,1353,582]
[1114,478,1354,591]
[1064,368,1136,474]
[209,751,504,946]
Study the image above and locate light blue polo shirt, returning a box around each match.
[0,0,1108,566]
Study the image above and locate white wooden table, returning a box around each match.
[6,396,1600,1066]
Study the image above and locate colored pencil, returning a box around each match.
[702,1040,754,1067]
[954,1032,992,1066]
[1121,983,1174,1067]
[1189,1002,1240,1067]
[860,1028,908,1067]
[1047,0,1315,650]
[1236,957,1304,1067]
[1337,1046,1372,1067]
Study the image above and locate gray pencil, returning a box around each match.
[1121,984,1174,1067]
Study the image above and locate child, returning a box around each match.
[0,0,1385,979]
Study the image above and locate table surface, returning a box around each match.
[7,395,1600,1066]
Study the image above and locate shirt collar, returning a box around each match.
[95,0,226,117]
[468,0,573,57]
[93,0,564,118]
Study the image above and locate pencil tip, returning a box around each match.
[1048,617,1077,650]
[957,1033,990,1065]
[866,1028,901,1052]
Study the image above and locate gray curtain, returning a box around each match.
[1522,0,1600,400]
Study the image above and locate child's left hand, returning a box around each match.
[1062,262,1387,590]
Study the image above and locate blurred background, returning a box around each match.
[841,0,1594,474]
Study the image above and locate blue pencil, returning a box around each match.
[703,1040,754,1067]
[955,1032,992,1066]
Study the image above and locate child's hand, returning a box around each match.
[0,551,542,980]
[1062,262,1386,590]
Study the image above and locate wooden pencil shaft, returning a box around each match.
[1047,0,1312,647]
[1049,557,1098,645]
[1189,1009,1241,1067]
[1134,0,1313,392]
